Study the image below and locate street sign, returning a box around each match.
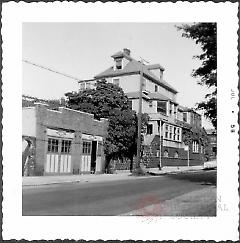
[184,145,189,151]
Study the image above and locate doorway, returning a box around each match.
[91,141,97,173]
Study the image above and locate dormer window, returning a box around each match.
[115,58,122,70]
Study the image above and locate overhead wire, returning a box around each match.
[22,59,81,81]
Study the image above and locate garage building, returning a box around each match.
[22,103,108,176]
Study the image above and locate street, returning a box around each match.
[22,170,216,216]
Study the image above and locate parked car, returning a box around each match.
[203,160,217,170]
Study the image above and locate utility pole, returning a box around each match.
[136,58,144,170]
[159,120,162,170]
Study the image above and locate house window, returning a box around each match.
[86,82,91,89]
[173,127,176,140]
[115,58,122,70]
[79,82,85,91]
[61,140,72,154]
[174,151,179,158]
[155,85,158,92]
[149,101,153,107]
[165,125,169,139]
[113,78,120,86]
[164,124,181,142]
[142,78,146,91]
[157,101,167,115]
[127,100,132,109]
[169,125,173,140]
[192,141,199,153]
[147,124,153,135]
[47,138,59,153]
[183,112,187,122]
[164,150,169,158]
[176,128,180,142]
[82,141,91,155]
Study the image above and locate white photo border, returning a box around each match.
[2,1,239,241]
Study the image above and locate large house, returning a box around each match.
[77,48,205,168]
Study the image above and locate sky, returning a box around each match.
[22,22,213,128]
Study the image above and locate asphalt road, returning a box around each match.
[22,170,216,216]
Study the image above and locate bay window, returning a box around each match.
[157,101,167,115]
[164,124,182,142]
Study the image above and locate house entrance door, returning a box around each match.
[91,141,97,173]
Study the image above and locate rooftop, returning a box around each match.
[94,49,177,94]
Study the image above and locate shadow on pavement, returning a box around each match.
[166,170,217,186]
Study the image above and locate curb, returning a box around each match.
[22,174,152,187]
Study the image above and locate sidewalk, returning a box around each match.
[22,165,204,187]
[22,172,144,187]
[121,186,216,216]
[148,165,204,175]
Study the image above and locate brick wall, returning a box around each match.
[142,134,204,168]
[33,104,108,175]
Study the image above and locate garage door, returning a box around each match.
[46,137,72,174]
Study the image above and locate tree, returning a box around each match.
[65,79,149,172]
[177,23,217,128]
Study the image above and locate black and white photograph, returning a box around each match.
[22,22,217,217]
[2,2,239,241]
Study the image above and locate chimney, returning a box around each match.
[123,48,131,56]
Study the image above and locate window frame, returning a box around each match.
[85,82,91,89]
[164,124,181,142]
[174,151,179,158]
[157,101,167,115]
[146,124,153,135]
[163,150,169,158]
[192,141,199,153]
[112,78,120,86]
[115,58,122,70]
[82,140,92,155]
[79,82,85,91]
[47,138,59,153]
[142,78,146,91]
[61,139,72,154]
[183,112,187,122]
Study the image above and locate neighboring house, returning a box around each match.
[22,94,65,110]
[22,103,108,176]
[77,48,204,168]
[206,129,217,160]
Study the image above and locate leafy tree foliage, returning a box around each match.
[66,80,149,171]
[182,127,209,147]
[178,23,217,128]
